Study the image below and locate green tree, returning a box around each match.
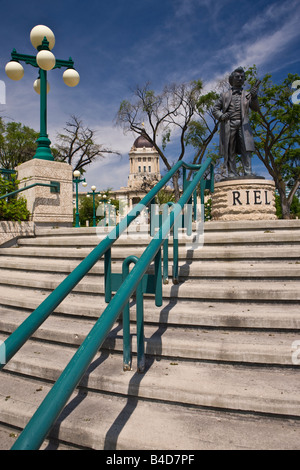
[117,81,219,200]
[275,194,300,219]
[0,118,39,169]
[246,67,300,218]
[155,188,175,206]
[79,195,94,226]
[0,175,30,221]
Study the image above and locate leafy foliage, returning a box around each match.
[0,175,30,221]
[0,118,39,169]
[155,188,175,206]
[78,190,119,227]
[245,66,300,218]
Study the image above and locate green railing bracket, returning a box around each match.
[0,181,61,201]
[50,181,60,194]
[108,253,162,372]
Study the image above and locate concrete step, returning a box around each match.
[0,423,77,450]
[2,244,299,261]
[0,269,299,301]
[34,219,300,235]
[1,374,300,450]
[0,258,299,279]
[1,288,299,329]
[15,229,300,247]
[1,312,298,365]
[1,339,300,415]
[32,220,300,241]
[0,218,299,450]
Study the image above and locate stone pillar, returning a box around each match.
[211,178,277,221]
[16,159,73,226]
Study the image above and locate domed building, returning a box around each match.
[112,132,162,212]
[127,132,161,191]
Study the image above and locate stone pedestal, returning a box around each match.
[16,159,73,226]
[211,178,277,221]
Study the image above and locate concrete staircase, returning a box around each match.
[0,219,300,450]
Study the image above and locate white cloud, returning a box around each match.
[82,124,136,191]
[233,18,300,69]
[84,153,130,191]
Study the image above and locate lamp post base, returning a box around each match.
[33,136,54,161]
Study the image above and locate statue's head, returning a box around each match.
[229,67,245,88]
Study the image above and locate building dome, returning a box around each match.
[133,133,153,148]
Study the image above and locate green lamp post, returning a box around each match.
[90,186,97,227]
[73,170,87,227]
[87,186,103,227]
[5,25,80,161]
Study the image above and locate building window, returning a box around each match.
[143,157,146,162]
[138,157,141,162]
[148,166,151,172]
[138,166,141,172]
[148,157,151,161]
[143,166,146,172]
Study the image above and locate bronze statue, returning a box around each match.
[212,67,260,178]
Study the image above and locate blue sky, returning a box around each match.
[0,0,299,190]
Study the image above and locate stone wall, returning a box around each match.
[0,221,35,246]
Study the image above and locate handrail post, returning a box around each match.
[121,255,146,372]
[136,280,145,372]
[210,163,214,192]
[193,187,197,222]
[104,249,112,303]
[154,249,162,307]
[163,238,169,284]
[122,298,131,371]
[162,201,175,285]
[149,197,156,237]
[173,217,179,284]
[182,166,187,191]
[121,257,135,371]
[186,195,193,236]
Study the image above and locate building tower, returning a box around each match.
[127,132,161,190]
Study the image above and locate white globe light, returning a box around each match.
[91,185,96,191]
[73,170,80,178]
[5,61,24,81]
[63,68,80,87]
[30,25,55,50]
[82,182,87,187]
[33,78,50,94]
[36,50,56,71]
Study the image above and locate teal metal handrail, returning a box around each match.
[0,158,213,450]
[0,181,60,201]
[0,159,183,366]
[0,169,17,179]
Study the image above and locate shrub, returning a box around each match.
[0,175,30,221]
